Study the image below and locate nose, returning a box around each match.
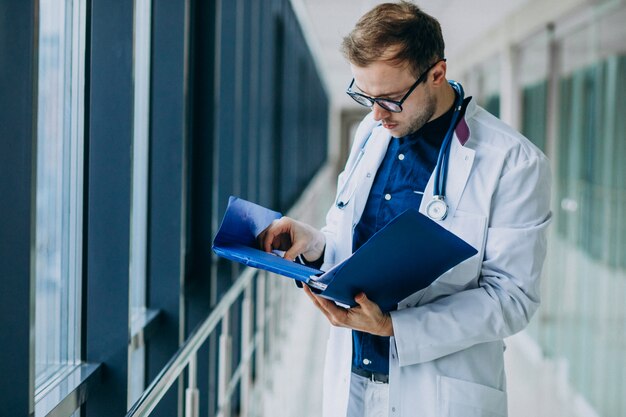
[371,102,391,121]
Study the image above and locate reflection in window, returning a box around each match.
[521,81,547,151]
[35,0,85,393]
[518,30,549,151]
[536,5,626,415]
[128,0,152,406]
[550,56,626,416]
[462,54,500,117]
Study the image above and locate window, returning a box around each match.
[34,0,86,394]
[518,30,550,152]
[463,54,501,117]
[537,4,626,416]
[128,0,153,406]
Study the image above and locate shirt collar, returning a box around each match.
[399,96,472,146]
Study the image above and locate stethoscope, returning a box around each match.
[335,80,465,222]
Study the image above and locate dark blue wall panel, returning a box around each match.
[84,0,134,416]
[146,0,189,416]
[0,1,36,415]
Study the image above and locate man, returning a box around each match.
[259,2,551,416]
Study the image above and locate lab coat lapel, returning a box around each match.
[350,126,392,225]
[346,115,475,228]
[420,133,475,226]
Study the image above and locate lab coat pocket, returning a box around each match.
[449,210,487,249]
[437,375,507,417]
[433,211,487,289]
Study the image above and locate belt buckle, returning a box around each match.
[351,367,388,384]
[370,373,388,384]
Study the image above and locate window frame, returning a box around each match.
[33,0,87,398]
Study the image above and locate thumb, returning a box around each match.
[354,292,373,310]
[283,243,304,262]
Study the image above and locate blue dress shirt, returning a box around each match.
[351,104,457,375]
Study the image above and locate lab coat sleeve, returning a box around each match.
[390,152,552,366]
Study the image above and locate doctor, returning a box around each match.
[259,2,551,416]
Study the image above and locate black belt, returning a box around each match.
[351,366,389,384]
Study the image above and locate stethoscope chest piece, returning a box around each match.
[335,81,464,219]
[426,195,448,221]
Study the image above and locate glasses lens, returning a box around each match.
[377,100,401,113]
[348,92,374,108]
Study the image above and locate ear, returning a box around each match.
[431,60,447,87]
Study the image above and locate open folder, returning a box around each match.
[212,196,478,312]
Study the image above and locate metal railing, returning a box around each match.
[125,266,292,417]
[125,165,336,417]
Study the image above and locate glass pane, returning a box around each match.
[128,0,152,407]
[519,30,549,151]
[483,94,500,118]
[538,4,626,417]
[35,0,85,391]
[462,54,500,117]
[521,82,547,151]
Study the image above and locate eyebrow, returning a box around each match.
[354,82,404,98]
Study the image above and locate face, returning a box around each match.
[351,60,438,138]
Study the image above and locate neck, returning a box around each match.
[429,82,456,122]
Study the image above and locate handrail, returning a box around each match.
[125,267,257,417]
[125,164,336,417]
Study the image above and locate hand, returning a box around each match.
[303,286,394,337]
[257,216,326,262]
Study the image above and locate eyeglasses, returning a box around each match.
[346,59,445,113]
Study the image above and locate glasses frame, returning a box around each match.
[346,59,446,113]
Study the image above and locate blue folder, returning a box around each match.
[212,196,478,312]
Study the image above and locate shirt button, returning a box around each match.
[384,194,391,201]
[363,358,371,365]
[398,153,405,161]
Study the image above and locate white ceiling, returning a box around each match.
[298,0,532,108]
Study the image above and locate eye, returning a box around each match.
[382,93,403,101]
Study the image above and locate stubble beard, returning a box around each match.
[401,94,437,137]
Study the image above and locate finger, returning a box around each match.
[303,286,346,323]
[256,230,267,249]
[303,284,316,299]
[303,285,319,304]
[258,221,280,252]
[261,219,288,253]
[284,243,305,261]
[283,233,307,261]
[272,235,287,252]
[262,228,275,253]
[315,295,348,324]
[303,286,331,316]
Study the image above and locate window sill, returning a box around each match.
[34,363,101,417]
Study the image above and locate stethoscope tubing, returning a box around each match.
[336,80,464,221]
[434,81,464,198]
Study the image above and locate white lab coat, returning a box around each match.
[319,99,551,417]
